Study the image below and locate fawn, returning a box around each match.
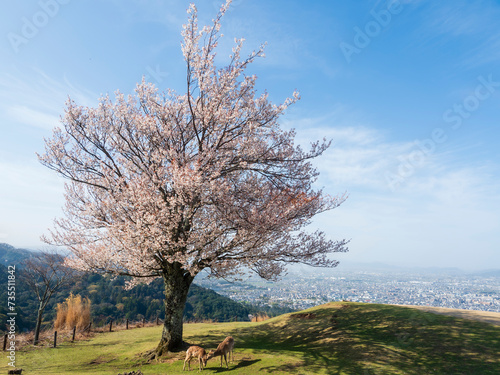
[183,345,208,371]
[207,336,234,369]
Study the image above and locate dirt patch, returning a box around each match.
[139,348,184,364]
[400,305,500,326]
[89,355,116,365]
[162,356,182,365]
[290,313,316,320]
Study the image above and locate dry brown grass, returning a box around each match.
[251,313,269,322]
[16,327,93,351]
[54,293,92,331]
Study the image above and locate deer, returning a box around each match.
[207,336,234,369]
[183,345,208,371]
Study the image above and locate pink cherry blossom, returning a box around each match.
[38,0,347,353]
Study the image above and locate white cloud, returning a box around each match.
[0,68,97,132]
[284,110,413,191]
[6,105,60,130]
[286,111,500,270]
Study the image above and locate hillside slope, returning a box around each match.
[0,243,34,265]
[399,304,500,326]
[5,302,499,374]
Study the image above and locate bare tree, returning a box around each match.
[22,251,77,345]
[38,0,348,355]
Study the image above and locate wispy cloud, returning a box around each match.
[417,0,500,69]
[0,68,97,131]
[285,109,500,269]
[0,68,97,247]
[284,108,412,190]
[6,105,60,131]
[426,1,488,37]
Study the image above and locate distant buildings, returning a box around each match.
[197,269,500,312]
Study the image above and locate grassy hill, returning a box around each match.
[4,302,499,374]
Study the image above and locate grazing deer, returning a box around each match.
[207,336,234,369]
[183,345,208,371]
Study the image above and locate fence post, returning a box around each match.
[53,331,57,348]
[109,320,113,332]
[72,326,76,342]
[156,316,159,325]
[142,317,145,327]
[126,319,129,330]
[3,334,7,351]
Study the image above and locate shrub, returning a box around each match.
[54,293,91,330]
[251,313,269,322]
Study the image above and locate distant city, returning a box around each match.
[196,264,500,312]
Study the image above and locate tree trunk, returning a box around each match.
[155,262,194,356]
[33,307,44,345]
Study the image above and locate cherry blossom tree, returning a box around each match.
[38,0,348,355]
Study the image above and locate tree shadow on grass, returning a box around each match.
[187,302,500,375]
[209,358,261,372]
[85,340,123,348]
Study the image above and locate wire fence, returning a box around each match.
[5,316,164,351]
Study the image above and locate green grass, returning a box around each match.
[3,302,500,374]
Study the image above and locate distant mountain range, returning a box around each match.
[4,242,497,277]
[0,243,292,334]
[287,260,500,277]
[0,242,36,265]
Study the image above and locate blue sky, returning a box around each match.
[1,0,499,270]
